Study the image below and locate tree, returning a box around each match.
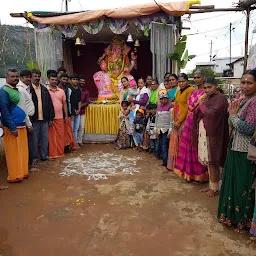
[0,25,36,77]
[168,35,196,70]
[188,67,216,78]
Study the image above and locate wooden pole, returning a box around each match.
[244,8,251,71]
[186,7,256,14]
[210,40,213,62]
[190,5,215,9]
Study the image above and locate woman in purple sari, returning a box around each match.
[174,70,209,182]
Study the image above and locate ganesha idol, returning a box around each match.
[93,38,136,101]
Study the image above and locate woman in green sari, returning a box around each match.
[218,70,256,232]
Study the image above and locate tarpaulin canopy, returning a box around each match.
[27,0,200,25]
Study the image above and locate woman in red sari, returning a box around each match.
[174,70,208,182]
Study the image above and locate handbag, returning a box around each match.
[248,129,256,161]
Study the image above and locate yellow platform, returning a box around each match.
[85,104,120,135]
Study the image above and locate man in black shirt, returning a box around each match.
[68,74,81,144]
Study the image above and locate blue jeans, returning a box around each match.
[72,115,80,143]
[160,131,169,167]
[29,120,49,163]
[150,139,160,158]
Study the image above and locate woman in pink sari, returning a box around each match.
[174,70,209,182]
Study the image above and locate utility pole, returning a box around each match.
[244,8,251,71]
[229,23,232,76]
[209,40,213,62]
[65,0,69,12]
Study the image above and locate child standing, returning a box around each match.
[141,105,151,151]
[114,101,130,149]
[155,90,173,168]
[127,80,139,147]
[146,104,159,158]
[133,109,145,152]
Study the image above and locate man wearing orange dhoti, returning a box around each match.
[59,74,77,151]
[48,73,68,159]
[0,69,32,183]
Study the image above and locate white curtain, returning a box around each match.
[35,27,63,82]
[150,22,174,83]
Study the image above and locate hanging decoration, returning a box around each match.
[57,24,78,38]
[108,19,129,35]
[33,22,50,30]
[31,13,176,38]
[82,19,104,35]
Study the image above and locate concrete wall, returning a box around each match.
[233,60,244,78]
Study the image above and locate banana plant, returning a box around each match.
[26,61,39,70]
[168,35,196,69]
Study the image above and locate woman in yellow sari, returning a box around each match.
[167,73,194,171]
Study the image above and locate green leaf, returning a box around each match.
[26,61,39,70]
[168,52,179,61]
[188,55,196,61]
[182,49,189,62]
[144,30,149,37]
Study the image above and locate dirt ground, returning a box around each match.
[0,144,256,256]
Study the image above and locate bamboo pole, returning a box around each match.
[186,7,255,14]
[189,5,215,9]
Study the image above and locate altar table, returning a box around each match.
[85,104,120,135]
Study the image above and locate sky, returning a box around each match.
[1,0,255,72]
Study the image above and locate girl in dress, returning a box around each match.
[114,101,130,149]
[133,109,145,152]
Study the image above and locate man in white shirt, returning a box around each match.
[17,70,35,117]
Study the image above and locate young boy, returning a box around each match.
[146,104,158,158]
[133,109,145,152]
[155,90,173,168]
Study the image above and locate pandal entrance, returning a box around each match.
[11,1,200,142]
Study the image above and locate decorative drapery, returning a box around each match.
[33,13,176,37]
[150,22,174,83]
[82,19,104,35]
[85,104,120,134]
[35,27,63,82]
[108,19,129,34]
[57,24,78,38]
